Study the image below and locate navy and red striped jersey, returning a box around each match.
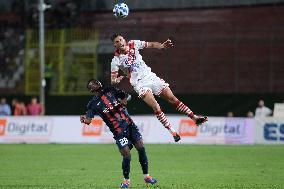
[86,86,133,136]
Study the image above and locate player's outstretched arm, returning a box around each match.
[147,39,173,49]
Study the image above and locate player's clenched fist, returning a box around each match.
[80,115,91,124]
[162,39,173,49]
[111,75,124,84]
[80,115,86,123]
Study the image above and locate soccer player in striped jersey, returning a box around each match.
[110,33,208,142]
[80,79,157,188]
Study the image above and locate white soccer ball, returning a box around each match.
[113,3,129,18]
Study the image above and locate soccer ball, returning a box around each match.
[113,3,129,18]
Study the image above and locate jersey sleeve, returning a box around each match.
[133,40,149,50]
[111,56,119,76]
[86,101,96,119]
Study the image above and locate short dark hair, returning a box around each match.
[110,33,121,42]
[86,79,102,89]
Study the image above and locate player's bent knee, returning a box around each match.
[153,106,161,113]
[154,108,162,114]
[134,139,144,149]
[152,103,161,113]
[123,155,131,160]
[122,153,131,159]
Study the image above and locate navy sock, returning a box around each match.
[138,147,148,174]
[122,156,131,179]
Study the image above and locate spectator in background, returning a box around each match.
[11,98,26,115]
[227,111,234,117]
[247,111,254,118]
[26,97,43,115]
[19,101,27,115]
[255,99,272,117]
[0,98,11,115]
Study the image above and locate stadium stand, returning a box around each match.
[0,26,25,92]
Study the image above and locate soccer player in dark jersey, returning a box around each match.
[80,79,157,188]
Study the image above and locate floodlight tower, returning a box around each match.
[38,0,51,114]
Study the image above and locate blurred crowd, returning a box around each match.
[226,99,276,118]
[0,0,81,91]
[0,97,43,116]
[0,27,25,89]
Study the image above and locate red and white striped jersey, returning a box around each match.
[111,40,152,85]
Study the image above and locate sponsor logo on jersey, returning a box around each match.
[102,100,120,113]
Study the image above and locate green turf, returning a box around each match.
[0,144,284,189]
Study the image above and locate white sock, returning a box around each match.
[144,174,149,178]
[166,125,176,135]
[192,115,198,120]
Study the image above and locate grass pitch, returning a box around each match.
[0,144,284,189]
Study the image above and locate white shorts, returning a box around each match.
[132,73,169,98]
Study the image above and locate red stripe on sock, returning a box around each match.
[174,100,194,118]
[156,111,170,127]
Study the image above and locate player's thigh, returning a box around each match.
[133,78,153,98]
[141,91,160,110]
[151,76,170,97]
[116,135,132,156]
[129,124,143,146]
[119,145,131,157]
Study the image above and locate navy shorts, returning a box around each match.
[114,124,142,150]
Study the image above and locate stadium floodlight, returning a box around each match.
[38,2,51,11]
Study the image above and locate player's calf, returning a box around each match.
[155,111,181,142]
[173,100,194,118]
[173,100,208,126]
